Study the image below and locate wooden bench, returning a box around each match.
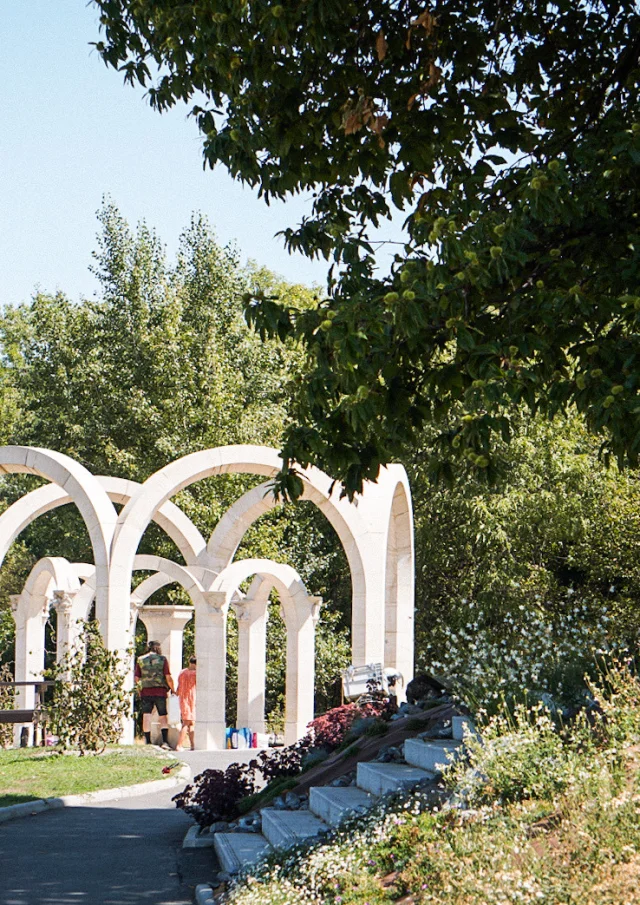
[0,681,54,745]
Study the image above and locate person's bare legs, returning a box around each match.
[187,721,195,750]
[176,722,189,751]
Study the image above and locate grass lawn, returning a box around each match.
[0,746,174,808]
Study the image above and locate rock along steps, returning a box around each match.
[212,716,473,876]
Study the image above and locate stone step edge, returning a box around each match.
[213,832,272,873]
[309,785,375,824]
[260,808,329,848]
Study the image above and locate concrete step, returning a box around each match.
[213,832,272,875]
[309,785,375,826]
[260,808,329,849]
[403,738,462,773]
[183,824,217,849]
[452,715,478,741]
[357,761,435,796]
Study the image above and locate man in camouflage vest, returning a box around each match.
[134,640,176,747]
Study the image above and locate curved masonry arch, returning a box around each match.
[4,445,415,748]
[383,478,415,685]
[111,446,377,665]
[0,475,206,572]
[0,447,117,639]
[200,558,322,746]
[11,556,82,738]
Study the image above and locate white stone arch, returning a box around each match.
[204,558,321,745]
[71,556,216,626]
[111,446,374,661]
[0,475,206,572]
[0,447,117,639]
[383,477,415,690]
[11,556,81,733]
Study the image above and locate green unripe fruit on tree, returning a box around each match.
[326,310,337,320]
[462,414,475,423]
[549,248,561,257]
[591,368,603,378]
[475,456,489,468]
[403,290,416,300]
[569,285,581,295]
[447,220,457,234]
[464,250,478,263]
[455,271,466,282]
[271,5,284,16]
[632,123,640,134]
[320,320,332,331]
[603,395,615,408]
[576,374,586,389]
[493,224,506,237]
[452,435,461,448]
[384,292,399,304]
[548,160,561,173]
[445,317,458,329]
[229,129,241,141]
[611,384,624,395]
[531,177,545,190]
[587,344,599,354]
[472,379,485,388]
[509,345,519,356]
[490,246,503,259]
[469,210,480,221]
[230,56,241,70]
[400,270,411,284]
[536,280,545,289]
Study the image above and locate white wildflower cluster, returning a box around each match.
[221,787,434,905]
[419,594,616,712]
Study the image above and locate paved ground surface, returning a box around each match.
[0,749,259,905]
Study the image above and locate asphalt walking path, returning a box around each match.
[0,750,259,905]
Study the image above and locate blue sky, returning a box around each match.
[0,1,335,308]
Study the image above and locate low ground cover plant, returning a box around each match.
[217,661,640,905]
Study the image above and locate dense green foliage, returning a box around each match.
[0,203,352,724]
[1,203,640,730]
[93,0,640,496]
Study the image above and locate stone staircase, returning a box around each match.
[211,715,472,877]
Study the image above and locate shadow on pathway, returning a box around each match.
[0,749,261,904]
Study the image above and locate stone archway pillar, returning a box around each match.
[194,592,228,750]
[52,590,85,667]
[137,605,194,685]
[282,595,322,746]
[233,596,269,735]
[10,593,48,746]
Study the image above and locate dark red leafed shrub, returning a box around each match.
[251,737,312,784]
[173,762,257,828]
[306,703,360,748]
[306,700,390,749]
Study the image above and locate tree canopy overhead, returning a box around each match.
[93,1,640,495]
